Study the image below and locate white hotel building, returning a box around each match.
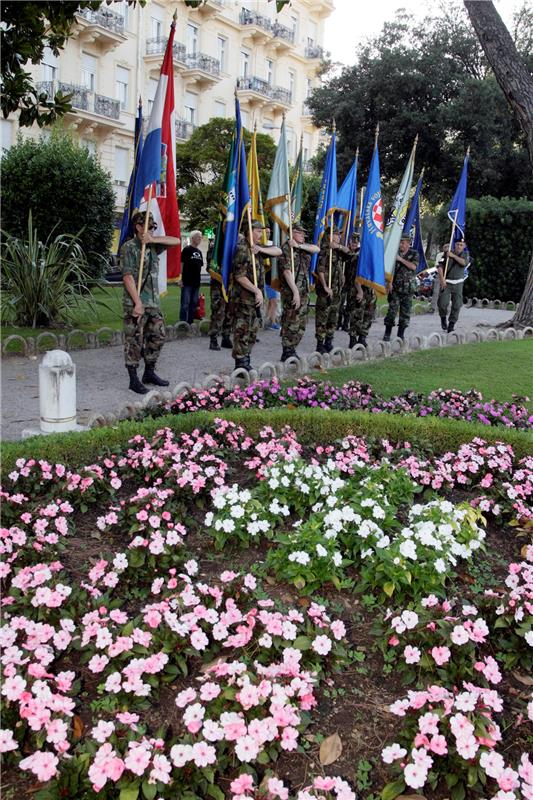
[2,0,333,220]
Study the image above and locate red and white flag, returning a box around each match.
[139,16,181,292]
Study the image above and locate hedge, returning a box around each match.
[2,409,532,478]
[435,196,533,302]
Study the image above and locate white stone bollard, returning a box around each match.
[39,350,80,433]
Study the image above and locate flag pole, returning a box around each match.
[443,147,469,280]
[344,145,359,247]
[284,113,295,276]
[137,182,153,294]
[328,119,336,289]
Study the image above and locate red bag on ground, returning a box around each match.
[194,294,205,320]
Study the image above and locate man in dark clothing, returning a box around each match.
[180,230,203,325]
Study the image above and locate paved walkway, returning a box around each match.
[1,308,514,441]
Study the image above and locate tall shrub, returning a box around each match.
[435,196,533,302]
[0,131,115,279]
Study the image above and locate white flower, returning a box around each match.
[376,535,390,549]
[316,543,328,557]
[399,539,417,560]
[288,551,310,566]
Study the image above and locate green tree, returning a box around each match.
[307,9,533,204]
[176,118,277,230]
[1,132,115,279]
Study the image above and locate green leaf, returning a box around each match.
[142,781,157,800]
[120,786,140,800]
[257,750,271,765]
[293,576,306,590]
[293,635,312,651]
[383,582,395,597]
[207,786,225,800]
[381,778,406,800]
[451,781,466,800]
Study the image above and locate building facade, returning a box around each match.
[2,0,332,217]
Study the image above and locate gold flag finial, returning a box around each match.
[172,8,178,23]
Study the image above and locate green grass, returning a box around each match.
[1,408,531,477]
[318,340,533,409]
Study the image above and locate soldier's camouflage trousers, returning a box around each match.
[384,290,413,329]
[348,286,377,338]
[315,291,341,341]
[208,283,233,338]
[123,309,166,368]
[232,304,260,359]
[438,282,463,326]
[281,289,309,348]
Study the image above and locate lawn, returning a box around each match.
[321,339,533,408]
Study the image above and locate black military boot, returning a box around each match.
[357,335,368,347]
[142,365,169,387]
[324,336,334,353]
[383,325,393,342]
[221,335,233,349]
[397,323,407,341]
[447,322,455,333]
[234,357,248,372]
[281,346,291,362]
[316,338,326,354]
[440,316,448,332]
[349,335,358,348]
[243,355,253,372]
[209,336,221,351]
[127,365,149,395]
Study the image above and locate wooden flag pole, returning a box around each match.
[343,145,359,247]
[246,204,258,288]
[137,183,153,295]
[327,119,336,289]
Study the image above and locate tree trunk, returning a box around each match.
[464,0,533,327]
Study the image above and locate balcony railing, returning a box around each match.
[272,22,294,44]
[146,37,186,62]
[238,76,292,106]
[305,44,327,59]
[36,81,120,121]
[239,8,272,33]
[184,53,220,76]
[77,6,125,34]
[176,119,197,140]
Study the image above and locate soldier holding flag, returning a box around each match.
[437,240,471,333]
[315,229,350,354]
[279,223,319,361]
[383,234,419,341]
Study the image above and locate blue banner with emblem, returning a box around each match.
[357,140,386,294]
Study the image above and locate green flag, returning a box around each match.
[291,137,303,225]
[383,136,417,279]
[211,136,235,279]
[265,117,290,232]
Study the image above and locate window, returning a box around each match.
[241,109,250,129]
[306,78,312,98]
[42,46,58,82]
[187,23,198,55]
[0,119,12,157]
[116,66,129,111]
[150,5,163,39]
[214,100,226,118]
[115,1,129,28]
[184,91,197,125]
[115,146,129,184]
[288,70,295,98]
[240,50,250,78]
[262,117,274,131]
[286,128,294,161]
[148,77,158,114]
[217,36,226,72]
[81,52,97,91]
[82,139,97,157]
[266,58,274,86]
[308,19,318,46]
[290,14,298,38]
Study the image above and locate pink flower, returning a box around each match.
[382,743,407,763]
[124,743,151,776]
[268,777,289,800]
[313,777,336,790]
[480,751,506,779]
[404,645,421,664]
[88,654,109,673]
[190,630,209,651]
[19,750,59,782]
[497,767,519,792]
[404,762,427,789]
[230,774,254,794]
[312,635,332,655]
[192,741,216,767]
[431,646,451,665]
[0,729,18,753]
[429,734,448,755]
[235,734,260,762]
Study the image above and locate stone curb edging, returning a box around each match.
[87,325,533,429]
[1,298,519,357]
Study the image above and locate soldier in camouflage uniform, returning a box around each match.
[383,233,419,341]
[207,238,233,351]
[278,223,320,361]
[437,239,471,333]
[120,210,180,394]
[345,233,377,348]
[232,221,281,372]
[315,229,349,353]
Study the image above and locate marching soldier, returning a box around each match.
[346,233,377,348]
[120,210,180,394]
[437,239,471,333]
[383,233,419,341]
[208,238,233,351]
[315,229,349,354]
[232,221,281,372]
[279,223,320,361]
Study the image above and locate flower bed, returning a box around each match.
[1,420,532,799]
[161,379,533,431]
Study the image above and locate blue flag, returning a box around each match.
[118,100,144,250]
[310,131,338,273]
[448,151,469,247]
[220,97,251,297]
[357,141,386,294]
[335,155,358,246]
[403,174,427,274]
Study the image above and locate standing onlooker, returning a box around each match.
[437,239,471,333]
[120,210,180,394]
[180,230,203,325]
[383,234,419,341]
